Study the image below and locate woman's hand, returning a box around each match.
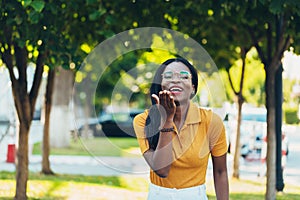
[151,90,176,123]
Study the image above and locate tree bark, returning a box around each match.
[265,67,277,200]
[3,42,44,199]
[50,67,74,148]
[232,97,243,178]
[229,48,247,179]
[15,121,30,200]
[41,68,55,175]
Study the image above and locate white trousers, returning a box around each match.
[147,182,208,200]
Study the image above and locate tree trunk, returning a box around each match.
[50,67,74,148]
[15,121,30,200]
[41,68,55,175]
[275,65,284,191]
[232,98,243,178]
[265,68,277,200]
[229,48,247,179]
[4,44,45,200]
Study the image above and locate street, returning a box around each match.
[233,124,300,186]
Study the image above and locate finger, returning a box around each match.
[169,95,175,108]
[164,91,171,107]
[164,91,174,108]
[160,90,168,107]
[151,94,159,104]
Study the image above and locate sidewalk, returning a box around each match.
[0,155,150,177]
[1,152,299,188]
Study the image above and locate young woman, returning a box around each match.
[133,57,229,200]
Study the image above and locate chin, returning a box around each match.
[174,99,189,107]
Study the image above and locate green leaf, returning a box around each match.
[269,0,284,14]
[86,0,98,5]
[28,11,40,24]
[96,30,115,38]
[30,0,45,12]
[17,40,26,48]
[23,0,32,7]
[15,15,23,25]
[62,62,70,70]
[89,9,106,21]
[105,15,116,25]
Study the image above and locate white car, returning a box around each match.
[225,108,267,157]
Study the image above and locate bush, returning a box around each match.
[284,107,299,124]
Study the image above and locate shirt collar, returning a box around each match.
[185,102,201,125]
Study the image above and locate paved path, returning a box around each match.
[0,155,150,177]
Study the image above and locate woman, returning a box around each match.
[133,57,229,200]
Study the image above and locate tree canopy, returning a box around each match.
[1,0,300,199]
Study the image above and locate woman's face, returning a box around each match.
[161,61,195,105]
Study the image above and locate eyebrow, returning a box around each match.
[163,70,190,73]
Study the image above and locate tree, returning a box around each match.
[0,0,102,198]
[41,67,55,174]
[216,1,300,198]
[121,1,300,198]
[0,1,49,198]
[227,47,250,178]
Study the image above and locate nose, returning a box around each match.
[171,73,182,81]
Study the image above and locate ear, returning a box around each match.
[190,85,196,98]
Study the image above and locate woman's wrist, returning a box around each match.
[159,127,175,132]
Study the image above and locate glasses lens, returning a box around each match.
[162,71,191,81]
[162,71,173,80]
[180,71,191,80]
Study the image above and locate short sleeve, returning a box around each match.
[133,110,150,154]
[208,112,228,157]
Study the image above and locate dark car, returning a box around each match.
[77,109,143,137]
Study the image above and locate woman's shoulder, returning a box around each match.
[198,106,224,125]
[133,109,149,124]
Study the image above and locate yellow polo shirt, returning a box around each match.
[133,102,227,189]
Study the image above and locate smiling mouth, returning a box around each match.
[169,87,183,94]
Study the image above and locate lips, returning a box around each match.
[169,86,183,94]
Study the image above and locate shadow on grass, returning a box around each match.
[0,171,122,186]
[0,197,67,200]
[227,193,300,200]
[207,193,300,200]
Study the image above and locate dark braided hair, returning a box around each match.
[145,57,198,150]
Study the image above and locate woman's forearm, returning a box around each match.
[144,121,174,177]
[214,169,229,200]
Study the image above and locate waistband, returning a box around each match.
[149,182,206,194]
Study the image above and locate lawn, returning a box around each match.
[0,171,299,200]
[33,137,141,157]
[11,137,300,199]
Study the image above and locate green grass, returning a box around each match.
[26,137,300,199]
[0,171,148,200]
[32,137,141,157]
[1,171,299,200]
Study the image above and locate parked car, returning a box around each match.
[225,108,267,157]
[77,109,144,137]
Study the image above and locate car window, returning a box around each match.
[242,114,266,122]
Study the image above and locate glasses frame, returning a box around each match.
[161,70,192,81]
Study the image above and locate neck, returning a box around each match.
[174,101,190,130]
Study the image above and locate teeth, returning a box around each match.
[170,87,182,92]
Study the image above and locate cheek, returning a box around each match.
[184,82,193,90]
[161,81,168,90]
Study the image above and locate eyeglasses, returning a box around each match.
[161,70,192,81]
